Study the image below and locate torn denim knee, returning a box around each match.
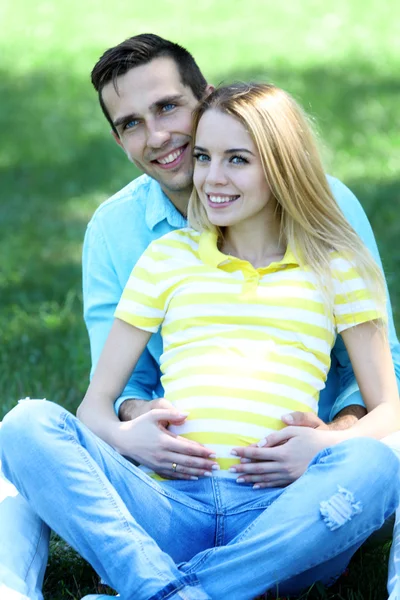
[320,486,363,531]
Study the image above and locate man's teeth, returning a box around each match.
[209,195,238,204]
[157,148,184,165]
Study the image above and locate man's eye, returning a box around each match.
[124,119,139,130]
[162,103,176,113]
[193,153,210,162]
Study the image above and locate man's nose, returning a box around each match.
[146,123,171,149]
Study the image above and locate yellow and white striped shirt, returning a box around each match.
[115,228,381,474]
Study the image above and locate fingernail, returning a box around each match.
[241,458,251,463]
[230,450,238,456]
[253,484,261,489]
[236,477,244,483]
[178,412,189,418]
[209,453,216,458]
[190,476,199,480]
[229,467,237,473]
[283,414,293,423]
[212,464,220,470]
[256,438,267,448]
[203,471,212,477]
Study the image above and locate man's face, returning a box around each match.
[102,57,202,206]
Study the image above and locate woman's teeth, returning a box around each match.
[208,195,239,204]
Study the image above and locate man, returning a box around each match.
[0,34,399,600]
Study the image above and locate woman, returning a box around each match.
[81,83,400,473]
[4,83,400,600]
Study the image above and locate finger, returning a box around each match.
[158,470,199,481]
[253,479,291,489]
[151,398,175,411]
[262,427,298,447]
[231,446,283,461]
[230,461,280,476]
[150,408,189,422]
[167,453,219,474]
[236,473,279,483]
[164,435,217,459]
[282,411,323,428]
[234,472,293,487]
[164,429,208,447]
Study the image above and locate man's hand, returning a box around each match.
[118,398,171,421]
[281,405,367,431]
[231,426,343,488]
[114,404,219,480]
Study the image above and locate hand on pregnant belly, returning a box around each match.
[119,403,220,480]
[230,426,343,488]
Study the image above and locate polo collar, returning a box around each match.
[145,178,187,231]
[198,230,299,269]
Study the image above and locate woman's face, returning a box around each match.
[193,109,272,229]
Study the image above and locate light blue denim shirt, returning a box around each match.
[82,174,400,421]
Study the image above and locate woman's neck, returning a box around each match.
[221,213,284,269]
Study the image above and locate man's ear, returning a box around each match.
[204,84,215,97]
[111,130,124,149]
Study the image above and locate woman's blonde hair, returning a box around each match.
[188,82,386,318]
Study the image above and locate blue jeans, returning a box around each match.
[1,400,399,600]
[0,426,49,600]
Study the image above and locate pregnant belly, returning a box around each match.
[167,402,287,471]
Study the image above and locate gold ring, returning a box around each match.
[172,462,178,472]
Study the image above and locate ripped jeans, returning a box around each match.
[1,400,399,600]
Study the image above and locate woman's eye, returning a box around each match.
[193,153,210,162]
[230,155,248,165]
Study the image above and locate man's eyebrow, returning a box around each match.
[150,94,185,110]
[113,95,185,129]
[113,113,139,129]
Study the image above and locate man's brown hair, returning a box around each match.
[91,33,208,134]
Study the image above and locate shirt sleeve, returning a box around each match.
[331,253,384,334]
[322,177,400,420]
[115,242,167,332]
[82,216,160,404]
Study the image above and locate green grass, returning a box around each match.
[1,0,399,597]
[44,534,391,600]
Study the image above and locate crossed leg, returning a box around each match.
[1,401,399,600]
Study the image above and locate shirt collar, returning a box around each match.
[145,177,187,231]
[198,230,299,269]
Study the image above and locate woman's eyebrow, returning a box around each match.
[193,146,254,155]
[225,148,255,155]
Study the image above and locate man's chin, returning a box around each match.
[153,168,193,194]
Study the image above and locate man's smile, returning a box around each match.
[151,144,189,169]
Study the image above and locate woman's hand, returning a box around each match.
[231,426,343,488]
[112,408,219,480]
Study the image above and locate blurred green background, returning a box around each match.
[1,0,399,418]
[0,1,399,597]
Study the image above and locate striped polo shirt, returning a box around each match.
[115,227,381,474]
